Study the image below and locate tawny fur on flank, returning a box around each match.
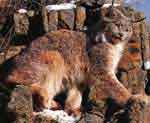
[3,29,89,114]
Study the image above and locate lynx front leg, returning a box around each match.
[102,74,131,105]
[31,83,59,110]
[89,73,131,106]
[109,75,131,105]
[40,88,57,109]
[65,87,82,116]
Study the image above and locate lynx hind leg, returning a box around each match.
[65,87,82,116]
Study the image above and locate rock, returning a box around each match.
[33,114,56,123]
[59,9,75,30]
[14,11,29,35]
[0,0,9,8]
[0,52,5,64]
[131,11,149,70]
[42,7,58,32]
[118,35,142,71]
[127,68,146,94]
[77,0,123,6]
[46,0,73,4]
[126,95,150,123]
[5,46,25,60]
[111,97,148,123]
[78,112,104,123]
[0,0,11,12]
[0,0,21,16]
[110,95,150,123]
[75,6,86,31]
[7,85,33,123]
[117,35,146,95]
[141,28,150,70]
[117,67,146,95]
[0,15,6,30]
[0,45,25,64]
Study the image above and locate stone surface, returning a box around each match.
[0,15,6,30]
[59,9,75,30]
[110,95,150,123]
[78,112,104,123]
[77,0,122,6]
[75,6,86,31]
[118,35,143,71]
[0,45,25,64]
[42,7,58,32]
[126,95,150,123]
[7,85,33,123]
[127,68,146,94]
[33,114,56,123]
[141,32,150,70]
[14,12,29,35]
[0,0,20,16]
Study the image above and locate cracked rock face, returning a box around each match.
[7,85,33,123]
[45,0,122,6]
[111,95,150,123]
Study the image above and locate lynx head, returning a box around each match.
[95,8,133,44]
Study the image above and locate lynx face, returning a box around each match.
[96,8,133,44]
[103,19,132,43]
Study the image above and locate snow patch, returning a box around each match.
[18,9,27,14]
[46,3,76,11]
[102,3,120,8]
[144,61,150,70]
[37,109,80,123]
